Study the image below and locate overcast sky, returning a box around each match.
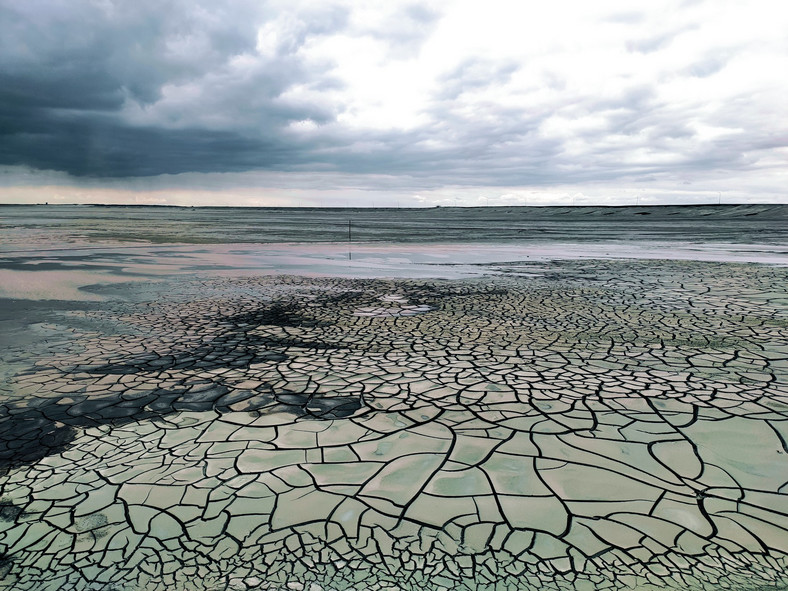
[1,0,786,207]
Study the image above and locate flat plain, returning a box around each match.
[1,204,787,591]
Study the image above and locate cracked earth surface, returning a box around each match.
[1,259,788,591]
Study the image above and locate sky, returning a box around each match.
[1,0,787,207]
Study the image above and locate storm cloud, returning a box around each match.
[1,0,787,204]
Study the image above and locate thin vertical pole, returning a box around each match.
[348,219,352,261]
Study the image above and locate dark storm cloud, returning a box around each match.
[0,0,340,177]
[0,0,446,179]
[0,112,299,177]
[0,0,262,105]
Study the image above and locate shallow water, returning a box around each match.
[2,203,787,248]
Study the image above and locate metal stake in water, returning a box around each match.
[348,219,352,261]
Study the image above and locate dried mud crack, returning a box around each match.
[1,259,788,591]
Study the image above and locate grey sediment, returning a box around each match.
[1,257,787,590]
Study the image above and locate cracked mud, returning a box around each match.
[1,259,788,591]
